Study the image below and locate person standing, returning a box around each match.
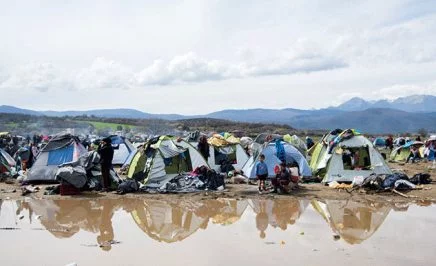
[255,154,268,193]
[98,137,114,192]
[197,135,210,160]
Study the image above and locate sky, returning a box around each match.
[1,0,436,114]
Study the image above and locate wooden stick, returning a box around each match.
[392,189,418,198]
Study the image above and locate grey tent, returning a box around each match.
[310,129,392,183]
[26,134,87,182]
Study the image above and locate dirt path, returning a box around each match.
[1,161,435,203]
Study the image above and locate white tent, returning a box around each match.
[109,135,136,165]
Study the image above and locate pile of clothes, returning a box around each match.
[51,151,121,194]
[354,172,432,191]
[135,166,225,194]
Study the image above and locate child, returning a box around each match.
[255,154,268,193]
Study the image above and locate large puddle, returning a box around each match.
[0,198,435,266]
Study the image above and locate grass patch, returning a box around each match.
[76,120,135,131]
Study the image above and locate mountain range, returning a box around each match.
[1,94,436,133]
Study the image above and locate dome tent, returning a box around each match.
[389,141,425,162]
[242,139,312,179]
[126,136,209,189]
[26,134,87,182]
[108,135,136,165]
[206,133,249,172]
[309,129,392,183]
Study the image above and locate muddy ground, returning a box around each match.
[1,161,435,203]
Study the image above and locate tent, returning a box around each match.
[26,134,87,182]
[311,200,391,244]
[0,148,16,174]
[373,137,386,147]
[109,135,136,165]
[206,133,249,172]
[128,136,209,188]
[242,140,312,179]
[389,141,425,162]
[254,133,307,158]
[424,136,436,161]
[310,129,392,183]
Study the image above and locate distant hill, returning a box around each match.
[288,108,436,133]
[41,108,186,120]
[2,94,436,133]
[0,105,41,116]
[337,94,436,112]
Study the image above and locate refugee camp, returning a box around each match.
[2,1,436,266]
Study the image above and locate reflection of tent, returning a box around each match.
[207,199,248,225]
[390,141,425,162]
[207,134,249,172]
[0,148,16,173]
[127,136,209,188]
[24,198,123,248]
[131,198,248,243]
[26,134,87,182]
[109,135,136,165]
[250,199,308,236]
[131,199,208,243]
[310,129,392,183]
[242,140,312,179]
[312,200,391,244]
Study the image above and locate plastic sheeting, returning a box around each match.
[0,148,16,166]
[47,145,74,165]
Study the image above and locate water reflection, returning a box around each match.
[312,200,391,244]
[251,199,308,238]
[1,197,428,247]
[18,199,127,250]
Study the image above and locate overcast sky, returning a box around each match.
[1,0,436,114]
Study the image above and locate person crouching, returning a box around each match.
[272,162,292,194]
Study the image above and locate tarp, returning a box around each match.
[208,133,240,147]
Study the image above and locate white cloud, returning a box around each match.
[371,83,436,100]
[0,63,71,92]
[135,49,346,86]
[75,57,134,90]
[135,53,236,86]
[1,0,436,113]
[0,49,346,91]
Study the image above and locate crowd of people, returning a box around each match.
[0,133,47,171]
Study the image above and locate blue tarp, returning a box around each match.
[47,145,74,165]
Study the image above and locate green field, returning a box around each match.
[77,120,135,131]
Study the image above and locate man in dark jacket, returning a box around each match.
[98,137,114,191]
